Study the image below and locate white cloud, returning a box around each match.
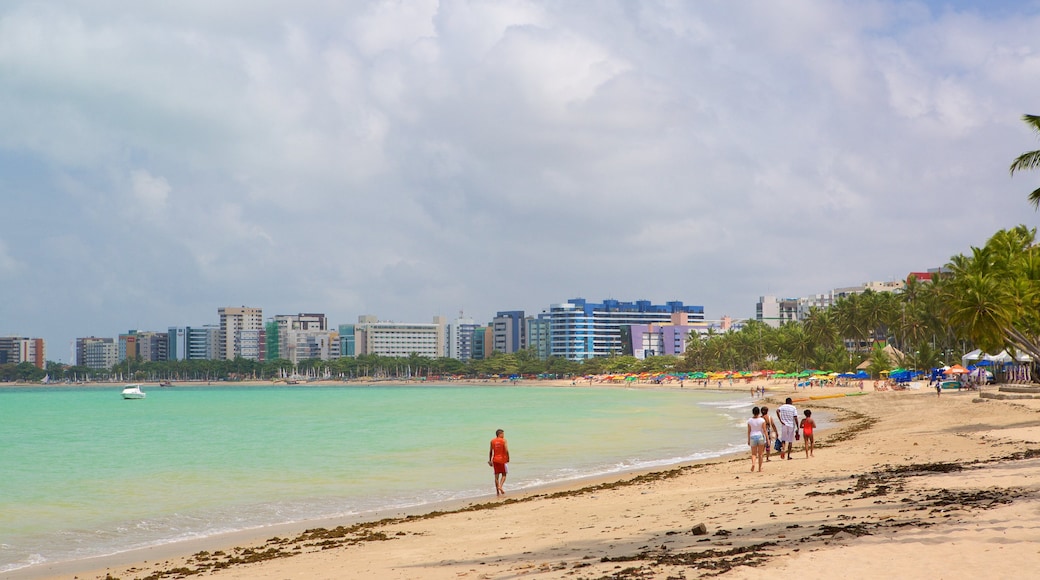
[0,238,22,278]
[129,169,171,218]
[0,0,1039,353]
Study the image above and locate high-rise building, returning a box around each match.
[119,329,171,362]
[548,298,705,361]
[169,326,219,360]
[118,331,139,362]
[492,311,526,354]
[0,337,45,368]
[218,306,264,360]
[622,313,709,359]
[189,326,220,360]
[168,327,187,361]
[471,327,491,361]
[354,315,446,358]
[76,337,117,369]
[525,315,551,360]
[447,314,479,361]
[338,324,356,357]
[756,296,798,328]
[133,331,168,362]
[267,314,332,363]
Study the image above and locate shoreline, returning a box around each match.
[14,380,1040,579]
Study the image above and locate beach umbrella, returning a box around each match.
[944,364,969,375]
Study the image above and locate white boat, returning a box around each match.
[121,384,146,399]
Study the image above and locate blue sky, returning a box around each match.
[1,0,1039,363]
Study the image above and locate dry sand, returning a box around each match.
[17,379,1040,580]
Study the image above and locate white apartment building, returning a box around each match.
[756,296,798,328]
[269,313,333,363]
[355,315,446,358]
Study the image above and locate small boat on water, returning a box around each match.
[121,384,146,399]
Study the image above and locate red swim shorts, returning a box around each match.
[493,462,508,475]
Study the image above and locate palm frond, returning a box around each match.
[1010,150,1040,175]
[1030,186,1040,210]
[1023,114,1040,133]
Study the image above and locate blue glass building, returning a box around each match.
[549,298,704,361]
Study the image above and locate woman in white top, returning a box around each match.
[747,406,767,472]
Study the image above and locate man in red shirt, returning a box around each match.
[488,429,510,496]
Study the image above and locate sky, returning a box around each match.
[2,0,1040,363]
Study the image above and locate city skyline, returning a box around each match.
[1,2,1038,363]
[11,274,916,365]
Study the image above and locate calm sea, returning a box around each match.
[0,384,751,573]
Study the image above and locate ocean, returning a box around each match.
[0,384,753,574]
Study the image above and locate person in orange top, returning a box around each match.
[488,429,510,496]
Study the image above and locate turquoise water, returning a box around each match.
[0,385,751,573]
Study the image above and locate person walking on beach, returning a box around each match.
[747,407,766,472]
[760,405,779,461]
[488,429,510,496]
[776,398,799,460]
[800,409,816,458]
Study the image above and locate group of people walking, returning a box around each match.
[746,397,815,472]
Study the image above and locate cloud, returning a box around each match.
[128,169,171,219]
[0,238,22,278]
[0,0,1039,358]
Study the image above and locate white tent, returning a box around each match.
[963,349,1034,366]
[988,350,1033,363]
[961,349,983,366]
[965,347,1031,365]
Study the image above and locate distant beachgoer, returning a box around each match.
[800,409,816,458]
[760,405,779,462]
[488,429,510,496]
[747,406,766,472]
[776,398,799,460]
[936,381,942,397]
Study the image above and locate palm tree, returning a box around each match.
[1009,114,1040,208]
[943,226,1040,362]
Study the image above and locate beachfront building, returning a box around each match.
[167,325,221,361]
[0,336,45,368]
[756,296,799,328]
[795,293,835,321]
[76,337,117,369]
[118,331,138,361]
[622,312,709,359]
[525,315,551,360]
[136,331,168,362]
[168,327,187,361]
[447,314,479,361]
[266,313,334,363]
[548,298,705,361]
[338,324,356,357]
[218,306,264,361]
[352,315,447,358]
[492,311,526,354]
[471,326,491,360]
[833,280,904,299]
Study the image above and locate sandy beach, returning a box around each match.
[14,378,1040,580]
